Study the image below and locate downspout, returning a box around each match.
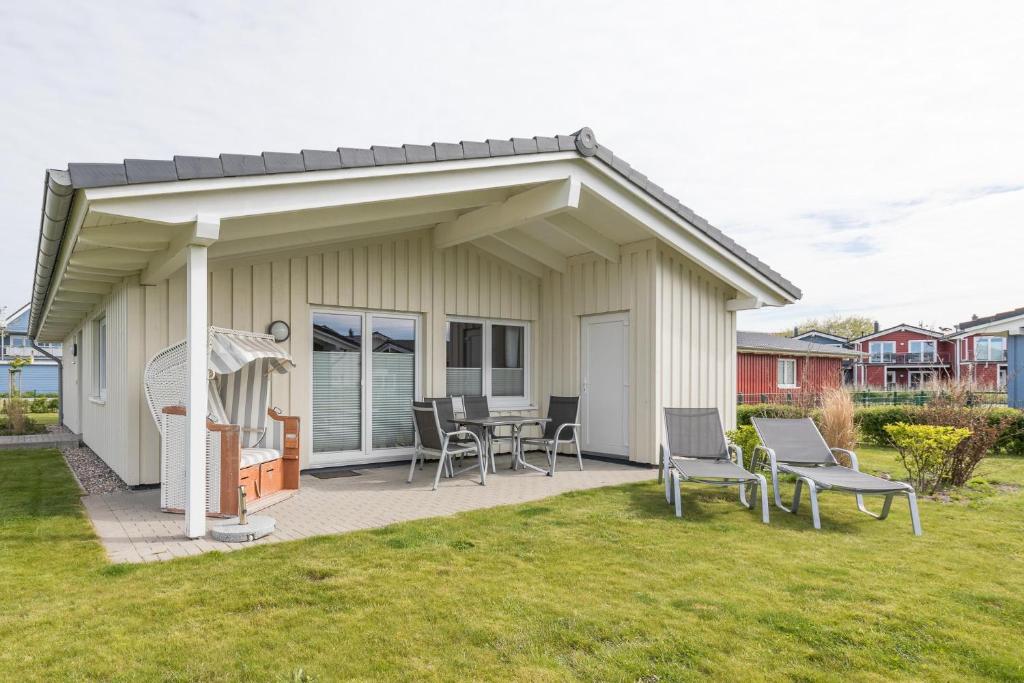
[30,341,63,427]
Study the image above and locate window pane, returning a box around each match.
[312,312,362,453]
[446,322,483,396]
[491,324,525,396]
[371,317,415,449]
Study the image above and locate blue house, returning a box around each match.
[1,303,61,394]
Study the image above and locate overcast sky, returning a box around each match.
[2,1,1022,331]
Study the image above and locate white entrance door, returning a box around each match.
[580,312,629,457]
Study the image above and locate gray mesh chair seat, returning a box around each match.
[408,400,485,490]
[671,457,760,482]
[751,417,921,535]
[518,396,583,474]
[778,465,912,493]
[662,408,769,523]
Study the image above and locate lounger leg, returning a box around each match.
[769,462,796,514]
[857,492,895,520]
[756,474,770,524]
[791,478,803,515]
[739,480,750,508]
[672,471,683,518]
[907,491,922,536]
[432,452,447,491]
[665,463,673,504]
[574,437,584,471]
[804,479,821,529]
[407,449,419,483]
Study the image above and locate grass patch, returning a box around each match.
[1,446,1023,680]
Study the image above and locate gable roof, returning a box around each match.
[956,306,1024,331]
[850,323,944,343]
[737,331,860,358]
[29,127,799,337]
[1,303,30,334]
[792,329,849,344]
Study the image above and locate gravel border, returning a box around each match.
[61,443,129,495]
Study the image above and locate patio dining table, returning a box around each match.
[456,416,552,476]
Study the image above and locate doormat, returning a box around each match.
[309,468,362,479]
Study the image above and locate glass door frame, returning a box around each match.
[309,306,422,467]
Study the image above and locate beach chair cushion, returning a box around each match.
[239,447,281,468]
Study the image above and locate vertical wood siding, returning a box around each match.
[538,241,659,463]
[736,353,843,400]
[654,245,737,445]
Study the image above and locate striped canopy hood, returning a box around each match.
[207,327,295,377]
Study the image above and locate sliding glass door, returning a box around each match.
[312,309,419,466]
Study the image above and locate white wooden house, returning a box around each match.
[27,127,800,536]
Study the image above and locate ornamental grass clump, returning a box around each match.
[819,387,856,463]
[884,423,971,495]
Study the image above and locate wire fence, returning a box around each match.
[737,390,1008,407]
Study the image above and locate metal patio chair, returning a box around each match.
[519,396,583,474]
[661,408,769,523]
[408,400,485,490]
[750,418,921,535]
[461,395,497,472]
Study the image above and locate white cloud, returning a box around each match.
[1,1,1022,331]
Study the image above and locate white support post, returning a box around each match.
[185,243,208,538]
[183,216,219,539]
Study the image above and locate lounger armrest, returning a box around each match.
[727,443,743,466]
[831,447,859,470]
[752,444,777,471]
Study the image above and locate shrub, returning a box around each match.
[819,387,856,455]
[2,397,29,435]
[726,425,760,470]
[884,423,971,494]
[855,406,922,445]
[988,407,1024,456]
[917,386,1017,487]
[736,403,811,426]
[29,397,50,413]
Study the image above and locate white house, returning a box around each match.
[27,127,799,535]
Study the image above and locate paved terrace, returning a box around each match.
[83,454,656,563]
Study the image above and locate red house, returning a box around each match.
[850,324,954,389]
[948,308,1021,389]
[737,331,859,403]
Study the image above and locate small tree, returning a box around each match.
[884,423,971,494]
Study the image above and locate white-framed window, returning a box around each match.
[446,317,530,408]
[94,316,107,400]
[777,358,798,388]
[975,336,1006,362]
[908,339,937,362]
[868,341,895,363]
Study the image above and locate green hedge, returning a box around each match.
[741,403,1024,456]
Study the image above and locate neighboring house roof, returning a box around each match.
[737,331,861,358]
[29,127,800,337]
[850,324,944,343]
[947,306,1024,339]
[792,329,849,344]
[1,303,31,334]
[956,306,1024,331]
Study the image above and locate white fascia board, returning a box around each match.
[949,314,1024,338]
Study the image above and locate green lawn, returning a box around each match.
[1,448,1022,681]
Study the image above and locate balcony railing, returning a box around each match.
[0,346,63,361]
[964,349,1008,362]
[865,352,946,365]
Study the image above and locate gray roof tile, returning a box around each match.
[371,146,406,165]
[301,149,342,171]
[511,137,538,154]
[432,142,464,161]
[460,141,490,159]
[338,147,375,168]
[535,136,559,153]
[486,139,515,157]
[556,135,576,151]
[124,159,178,184]
[262,152,305,174]
[220,154,266,177]
[738,331,859,357]
[403,144,436,163]
[68,163,128,188]
[173,156,224,180]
